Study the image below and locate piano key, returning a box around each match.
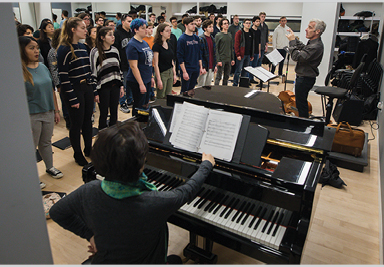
[246,204,271,240]
[211,193,236,226]
[273,211,292,250]
[266,210,286,249]
[260,208,281,245]
[211,194,230,214]
[255,206,278,243]
[222,196,247,231]
[227,196,249,231]
[234,202,256,235]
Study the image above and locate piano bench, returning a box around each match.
[314,86,348,125]
[183,243,218,264]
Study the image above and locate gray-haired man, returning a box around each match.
[286,18,326,118]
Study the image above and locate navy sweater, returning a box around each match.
[177,33,201,72]
[57,43,97,106]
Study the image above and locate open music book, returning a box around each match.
[244,66,277,82]
[169,102,243,162]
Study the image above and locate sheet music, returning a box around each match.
[265,49,284,66]
[152,108,167,136]
[169,102,209,152]
[244,66,277,82]
[169,102,183,133]
[198,109,243,162]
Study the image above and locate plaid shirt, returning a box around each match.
[199,34,217,71]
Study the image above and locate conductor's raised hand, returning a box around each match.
[202,153,215,166]
[286,28,296,41]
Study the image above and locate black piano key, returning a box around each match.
[236,201,251,223]
[156,175,174,190]
[261,209,275,233]
[154,174,171,187]
[253,207,267,230]
[209,193,226,213]
[204,192,222,211]
[148,171,163,183]
[194,189,211,207]
[198,190,217,209]
[267,211,280,235]
[231,199,247,222]
[224,198,240,219]
[158,176,178,191]
[241,203,256,225]
[248,206,262,228]
[272,211,285,237]
[213,195,229,214]
[187,187,205,205]
[143,168,155,177]
[220,196,236,217]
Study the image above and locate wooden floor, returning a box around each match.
[39,65,380,264]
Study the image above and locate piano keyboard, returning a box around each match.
[144,166,292,251]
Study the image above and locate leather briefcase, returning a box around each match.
[328,121,365,157]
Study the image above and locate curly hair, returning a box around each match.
[130,18,148,34]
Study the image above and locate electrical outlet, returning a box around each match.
[378,101,383,110]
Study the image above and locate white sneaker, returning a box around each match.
[46,167,63,179]
[40,181,46,189]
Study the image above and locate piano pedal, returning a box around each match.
[183,243,218,264]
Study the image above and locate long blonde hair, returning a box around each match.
[59,17,83,60]
[18,36,35,85]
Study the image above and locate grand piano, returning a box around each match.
[83,86,335,264]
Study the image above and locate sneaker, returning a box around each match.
[149,96,156,103]
[126,102,133,108]
[119,103,130,113]
[40,181,46,189]
[46,167,64,179]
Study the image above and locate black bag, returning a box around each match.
[354,11,374,17]
[319,160,347,188]
[362,94,379,120]
[82,162,97,183]
[337,20,350,32]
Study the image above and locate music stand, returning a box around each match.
[265,49,285,86]
[244,66,278,93]
[283,46,295,91]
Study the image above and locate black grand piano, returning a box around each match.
[83,86,335,264]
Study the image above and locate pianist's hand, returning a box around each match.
[88,236,97,256]
[202,153,215,166]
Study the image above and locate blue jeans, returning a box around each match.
[257,49,265,67]
[181,69,199,93]
[295,76,316,118]
[233,55,251,86]
[120,70,133,105]
[249,53,259,81]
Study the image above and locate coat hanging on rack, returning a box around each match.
[352,34,379,72]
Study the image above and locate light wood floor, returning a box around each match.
[39,65,380,264]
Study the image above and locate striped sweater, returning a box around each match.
[57,43,97,106]
[89,46,124,90]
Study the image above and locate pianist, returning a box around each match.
[50,121,215,264]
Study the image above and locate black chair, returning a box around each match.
[314,60,365,124]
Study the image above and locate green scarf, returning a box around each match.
[101,172,158,199]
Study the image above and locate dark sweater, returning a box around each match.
[50,160,213,264]
[113,24,134,72]
[57,43,97,106]
[177,33,201,72]
[215,32,234,63]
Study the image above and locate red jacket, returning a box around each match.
[234,29,254,59]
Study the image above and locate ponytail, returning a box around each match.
[59,17,83,60]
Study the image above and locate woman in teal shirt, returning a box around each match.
[19,36,63,187]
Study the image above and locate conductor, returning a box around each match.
[286,19,326,118]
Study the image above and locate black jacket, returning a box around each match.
[113,24,134,72]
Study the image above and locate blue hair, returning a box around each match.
[130,18,148,33]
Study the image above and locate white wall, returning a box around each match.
[34,2,52,26]
[227,2,303,19]
[93,2,131,13]
[19,2,37,29]
[300,2,339,87]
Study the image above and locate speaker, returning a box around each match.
[239,77,249,88]
[333,98,364,126]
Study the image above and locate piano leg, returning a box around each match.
[183,232,218,264]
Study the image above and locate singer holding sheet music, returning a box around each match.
[286,19,326,118]
[50,121,215,264]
